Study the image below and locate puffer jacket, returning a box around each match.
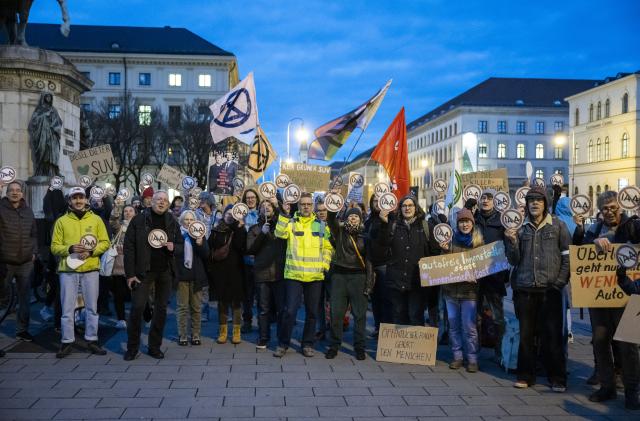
[475,209,508,296]
[246,214,287,282]
[0,197,37,265]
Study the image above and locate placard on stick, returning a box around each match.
[69,145,118,181]
[613,295,640,344]
[376,323,438,366]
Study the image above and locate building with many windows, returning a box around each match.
[566,71,639,209]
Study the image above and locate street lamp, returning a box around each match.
[554,134,567,147]
[286,117,306,162]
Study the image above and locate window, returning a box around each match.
[81,103,91,113]
[597,101,602,120]
[554,145,563,159]
[169,73,182,87]
[517,143,526,159]
[596,138,602,161]
[478,120,488,133]
[605,99,610,118]
[588,139,593,163]
[108,103,121,119]
[497,120,507,133]
[554,121,564,132]
[198,74,212,87]
[108,72,120,86]
[138,105,151,126]
[535,143,544,159]
[574,108,580,126]
[516,121,526,134]
[139,73,151,86]
[535,169,544,179]
[622,133,629,158]
[619,178,629,190]
[81,71,91,80]
[589,103,594,122]
[535,121,545,134]
[604,137,610,160]
[554,169,563,175]
[574,143,579,164]
[169,105,181,128]
[622,93,629,113]
[454,123,457,135]
[478,143,488,158]
[497,143,506,159]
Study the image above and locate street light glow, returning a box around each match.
[554,134,567,146]
[295,127,310,143]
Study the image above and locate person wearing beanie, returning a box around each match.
[141,187,154,210]
[196,191,221,323]
[504,185,571,392]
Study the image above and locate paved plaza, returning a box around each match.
[0,300,636,421]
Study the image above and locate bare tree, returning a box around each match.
[127,106,167,193]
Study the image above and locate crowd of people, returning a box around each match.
[0,178,638,410]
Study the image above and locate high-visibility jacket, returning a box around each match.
[51,210,110,273]
[275,212,332,282]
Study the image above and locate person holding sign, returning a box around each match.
[573,190,640,408]
[51,186,111,358]
[108,202,137,329]
[504,186,571,392]
[123,191,183,361]
[241,189,260,334]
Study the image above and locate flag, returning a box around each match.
[246,126,278,181]
[209,72,258,144]
[370,107,410,198]
[445,147,463,221]
[308,80,392,160]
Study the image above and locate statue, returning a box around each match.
[28,92,62,177]
[0,0,70,46]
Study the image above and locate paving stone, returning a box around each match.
[256,387,314,397]
[501,404,571,416]
[54,408,124,419]
[36,372,97,380]
[285,396,346,406]
[0,387,19,398]
[32,398,99,409]
[17,388,81,398]
[403,395,466,405]
[76,387,138,398]
[196,387,255,397]
[308,371,362,380]
[54,379,116,389]
[313,387,371,396]
[258,406,320,417]
[283,379,337,388]
[113,379,171,388]
[380,405,447,417]
[137,388,197,397]
[442,404,508,416]
[96,397,163,407]
[223,396,285,406]
[228,377,283,387]
[0,397,38,408]
[345,395,406,406]
[336,379,392,387]
[188,406,254,418]
[461,395,523,405]
[160,396,224,407]
[0,408,61,420]
[370,386,428,395]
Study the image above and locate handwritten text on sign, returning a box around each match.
[461,168,508,192]
[157,164,188,190]
[376,323,438,366]
[69,145,118,180]
[280,162,330,193]
[419,241,510,287]
[569,244,635,308]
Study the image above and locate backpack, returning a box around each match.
[500,316,520,372]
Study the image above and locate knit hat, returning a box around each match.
[142,187,154,199]
[198,192,216,208]
[345,207,362,220]
[481,189,496,199]
[456,208,475,224]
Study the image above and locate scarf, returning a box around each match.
[344,220,361,234]
[404,216,417,227]
[454,230,473,247]
[180,227,193,269]
[69,207,86,220]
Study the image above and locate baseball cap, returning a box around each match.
[68,186,86,197]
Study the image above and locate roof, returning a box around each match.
[6,23,235,57]
[407,77,599,131]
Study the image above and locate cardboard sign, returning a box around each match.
[433,223,452,244]
[618,186,640,210]
[432,178,447,193]
[571,194,592,215]
[613,295,640,344]
[69,145,118,181]
[461,168,508,192]
[148,229,168,248]
[376,323,438,366]
[501,209,523,230]
[419,241,510,287]
[569,244,634,308]
[280,162,330,192]
[515,186,530,206]
[493,191,511,213]
[0,166,16,184]
[259,182,277,199]
[324,192,344,212]
[463,184,482,202]
[378,192,397,211]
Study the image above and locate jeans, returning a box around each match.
[176,281,202,337]
[388,288,425,326]
[256,281,285,341]
[513,288,566,386]
[279,279,322,348]
[444,296,479,363]
[5,262,33,334]
[127,271,172,352]
[371,265,389,329]
[329,272,368,351]
[242,267,256,324]
[60,271,99,343]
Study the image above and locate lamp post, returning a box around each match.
[286,117,307,163]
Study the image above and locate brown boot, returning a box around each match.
[216,324,228,344]
[232,324,242,344]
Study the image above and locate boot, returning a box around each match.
[232,325,242,344]
[216,324,228,344]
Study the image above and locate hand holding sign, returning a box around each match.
[0,166,16,184]
[493,191,511,213]
[232,202,249,221]
[283,184,301,204]
[259,182,277,199]
[378,192,397,212]
[433,223,453,245]
[148,229,168,249]
[275,174,290,189]
[618,186,640,210]
[515,187,530,207]
[374,182,390,198]
[463,184,482,202]
[188,221,207,240]
[571,194,592,216]
[324,192,344,213]
[616,244,638,269]
[433,178,447,194]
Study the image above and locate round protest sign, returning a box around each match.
[190,186,202,198]
[514,186,530,207]
[181,176,196,191]
[104,185,116,197]
[501,209,524,230]
[463,184,482,202]
[433,223,453,244]
[117,187,131,201]
[550,174,564,186]
[349,173,364,188]
[533,178,546,189]
[141,172,154,186]
[275,174,290,188]
[324,192,344,213]
[231,202,249,221]
[283,184,301,204]
[188,197,199,210]
[0,166,16,184]
[378,192,398,211]
[373,182,390,198]
[493,191,511,213]
[148,229,168,249]
[616,244,638,269]
[433,178,447,193]
[90,185,105,200]
[79,234,98,251]
[331,175,344,188]
[618,186,640,210]
[50,176,63,191]
[570,194,592,215]
[79,175,92,188]
[188,221,207,240]
[232,177,245,194]
[434,199,446,215]
[259,182,277,199]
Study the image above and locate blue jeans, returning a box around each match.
[60,271,100,344]
[278,279,322,348]
[445,296,479,364]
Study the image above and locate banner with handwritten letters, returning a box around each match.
[280,162,331,192]
[613,295,640,344]
[69,145,118,181]
[419,241,510,287]
[461,168,508,192]
[375,323,438,366]
[569,244,635,308]
[157,164,188,190]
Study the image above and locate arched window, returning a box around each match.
[604,137,610,160]
[588,185,594,207]
[596,185,602,199]
[535,143,544,159]
[517,143,526,159]
[574,108,580,126]
[605,99,610,118]
[596,138,602,161]
[497,143,506,159]
[622,93,629,113]
[622,133,629,158]
[605,184,609,191]
[597,101,602,120]
[574,142,579,164]
[589,103,594,122]
[588,139,593,163]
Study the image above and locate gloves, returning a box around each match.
[261,223,270,235]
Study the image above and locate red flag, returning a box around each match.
[371,108,409,198]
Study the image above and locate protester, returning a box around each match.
[274,192,332,358]
[504,186,570,391]
[0,180,38,342]
[108,202,136,329]
[174,210,209,346]
[314,199,331,340]
[51,186,110,358]
[441,208,483,372]
[196,192,221,322]
[170,196,184,218]
[141,187,153,210]
[123,190,182,360]
[209,204,247,345]
[131,196,141,211]
[554,196,576,344]
[241,188,260,333]
[246,198,286,349]
[573,190,640,409]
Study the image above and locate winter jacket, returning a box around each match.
[573,213,640,245]
[0,198,37,265]
[441,232,482,301]
[51,209,110,272]
[616,267,640,295]
[246,216,287,283]
[208,222,246,302]
[475,209,508,296]
[364,212,392,266]
[174,232,209,290]
[108,205,131,276]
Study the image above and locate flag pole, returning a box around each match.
[330,128,367,190]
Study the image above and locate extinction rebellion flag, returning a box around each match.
[246,127,278,181]
[209,72,259,144]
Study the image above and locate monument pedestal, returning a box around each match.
[26,176,51,218]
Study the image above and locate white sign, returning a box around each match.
[616,244,638,269]
[550,174,564,186]
[493,191,511,213]
[283,184,301,204]
[374,182,390,198]
[79,175,92,188]
[533,178,545,188]
[618,186,640,210]
[515,186,530,207]
[378,192,398,211]
[188,221,207,240]
[188,197,199,210]
[570,194,592,215]
[231,202,249,221]
[50,176,63,190]
[181,176,196,191]
[462,184,482,202]
[79,234,98,251]
[190,187,202,198]
[0,166,16,184]
[141,172,154,187]
[433,178,447,193]
[89,186,105,200]
[148,229,168,248]
[501,209,524,230]
[259,182,277,199]
[434,199,446,215]
[117,187,131,202]
[324,192,344,212]
[347,172,364,203]
[433,223,453,244]
[275,174,290,188]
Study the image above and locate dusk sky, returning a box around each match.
[32,0,640,165]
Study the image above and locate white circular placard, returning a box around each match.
[90,186,105,200]
[570,194,592,216]
[501,209,524,230]
[188,221,207,240]
[79,175,92,188]
[275,174,290,189]
[463,184,482,202]
[373,182,390,198]
[324,192,344,213]
[181,176,196,191]
[50,176,63,190]
[433,223,453,244]
[616,244,638,269]
[259,182,277,199]
[141,172,154,186]
[283,184,301,204]
[433,178,448,193]
[493,191,511,213]
[434,199,446,215]
[188,197,199,210]
[231,202,249,221]
[533,178,546,188]
[349,173,364,188]
[378,192,398,211]
[148,229,168,248]
[0,166,16,184]
[190,187,202,198]
[117,187,131,201]
[550,174,564,186]
[515,187,530,207]
[618,186,640,210]
[79,234,98,251]
[331,175,344,188]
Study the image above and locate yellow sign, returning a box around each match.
[461,168,508,192]
[280,162,331,192]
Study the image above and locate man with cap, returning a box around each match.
[504,186,571,392]
[51,186,111,358]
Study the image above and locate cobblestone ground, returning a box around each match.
[0,297,636,420]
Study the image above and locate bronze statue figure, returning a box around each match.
[1,0,70,46]
[29,92,62,177]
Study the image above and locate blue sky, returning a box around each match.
[32,0,640,165]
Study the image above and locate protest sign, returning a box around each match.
[69,145,118,181]
[208,139,242,195]
[280,162,331,192]
[157,164,187,190]
[347,172,364,203]
[432,178,447,193]
[375,323,438,366]
[0,166,16,184]
[419,241,510,287]
[461,168,508,192]
[613,295,640,344]
[569,244,634,308]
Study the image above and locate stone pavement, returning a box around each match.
[0,298,637,420]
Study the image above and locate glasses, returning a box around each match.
[601,206,619,214]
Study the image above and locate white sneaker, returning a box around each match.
[40,306,53,322]
[115,320,127,329]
